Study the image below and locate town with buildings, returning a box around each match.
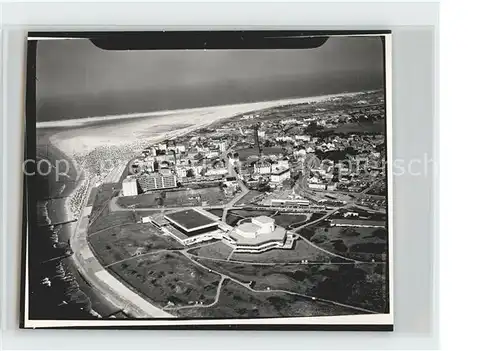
[121,89,387,217]
[75,90,390,318]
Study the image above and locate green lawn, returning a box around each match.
[88,222,184,267]
[193,258,388,313]
[308,226,388,262]
[271,213,308,229]
[188,241,234,260]
[175,280,364,318]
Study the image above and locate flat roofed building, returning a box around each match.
[151,208,223,246]
[254,161,272,175]
[122,177,138,196]
[137,173,177,192]
[150,213,169,229]
[164,209,218,233]
[270,167,291,183]
[270,198,310,207]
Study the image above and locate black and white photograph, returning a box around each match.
[22,31,393,329]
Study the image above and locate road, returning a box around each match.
[292,210,334,231]
[190,254,360,267]
[221,144,249,222]
[102,161,128,184]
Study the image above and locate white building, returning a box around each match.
[280,118,298,125]
[122,177,138,196]
[270,167,291,183]
[326,182,338,191]
[276,136,294,142]
[309,183,326,190]
[176,167,187,178]
[295,135,311,142]
[206,168,229,176]
[308,177,327,190]
[214,141,227,152]
[223,216,294,253]
[149,211,296,254]
[205,151,219,159]
[254,161,272,175]
[276,159,290,169]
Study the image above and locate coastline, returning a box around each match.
[49,145,118,318]
[44,91,370,161]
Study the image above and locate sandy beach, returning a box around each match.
[38,92,363,158]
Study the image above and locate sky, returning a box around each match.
[36,36,385,121]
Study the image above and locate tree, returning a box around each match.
[341,227,360,236]
[372,228,388,240]
[186,169,195,178]
[305,121,323,135]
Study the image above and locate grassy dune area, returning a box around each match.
[88,222,184,267]
[205,208,223,218]
[88,211,137,234]
[194,258,388,313]
[88,184,120,223]
[189,241,234,260]
[175,280,364,318]
[299,223,388,262]
[271,213,308,229]
[108,251,220,307]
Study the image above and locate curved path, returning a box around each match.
[181,250,378,315]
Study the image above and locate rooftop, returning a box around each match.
[150,213,169,226]
[237,222,261,234]
[253,216,274,225]
[164,209,218,232]
[271,167,290,175]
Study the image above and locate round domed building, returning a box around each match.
[223,216,290,253]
